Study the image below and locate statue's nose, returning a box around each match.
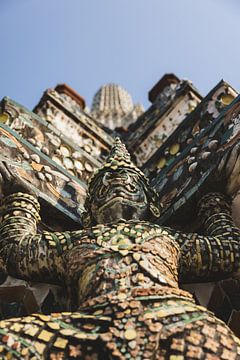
[113,173,131,185]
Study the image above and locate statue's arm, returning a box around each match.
[0,192,68,284]
[174,193,240,282]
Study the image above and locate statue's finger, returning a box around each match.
[226,153,240,195]
[0,161,12,182]
[226,142,240,177]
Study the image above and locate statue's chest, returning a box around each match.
[65,222,180,289]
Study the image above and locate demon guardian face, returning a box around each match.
[84,138,161,226]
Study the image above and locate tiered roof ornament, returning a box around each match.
[91,83,144,129]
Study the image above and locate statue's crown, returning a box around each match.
[107,137,131,165]
[89,137,147,186]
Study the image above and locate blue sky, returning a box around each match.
[0,0,240,110]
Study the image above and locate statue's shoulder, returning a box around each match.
[92,221,164,243]
[69,222,171,243]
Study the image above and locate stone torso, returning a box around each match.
[63,221,180,307]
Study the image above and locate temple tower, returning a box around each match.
[91,83,144,130]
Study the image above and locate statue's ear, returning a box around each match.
[149,202,161,218]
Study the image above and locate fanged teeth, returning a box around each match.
[118,191,126,196]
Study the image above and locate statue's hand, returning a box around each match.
[0,161,35,196]
[218,141,240,196]
[197,192,231,224]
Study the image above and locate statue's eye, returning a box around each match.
[98,186,106,196]
[126,183,137,191]
[103,172,111,186]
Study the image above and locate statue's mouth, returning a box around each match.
[97,192,147,212]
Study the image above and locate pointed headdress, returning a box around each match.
[88,137,147,187]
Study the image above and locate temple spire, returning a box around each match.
[91,84,144,129]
